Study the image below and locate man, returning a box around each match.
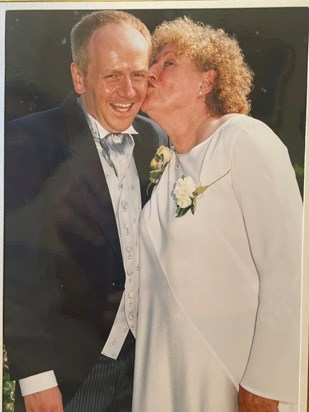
[4,10,167,412]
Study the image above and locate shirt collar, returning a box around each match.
[77,96,138,139]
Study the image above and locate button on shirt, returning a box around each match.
[19,109,141,395]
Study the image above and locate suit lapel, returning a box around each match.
[60,93,122,262]
[132,117,159,207]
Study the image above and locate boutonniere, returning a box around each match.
[174,169,230,218]
[147,145,173,195]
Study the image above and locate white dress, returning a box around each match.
[132,115,302,412]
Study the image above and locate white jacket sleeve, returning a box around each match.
[231,117,302,402]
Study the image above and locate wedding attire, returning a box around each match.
[4,91,167,410]
[132,114,302,412]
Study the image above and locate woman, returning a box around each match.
[132,17,302,412]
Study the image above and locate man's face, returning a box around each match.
[71,23,150,132]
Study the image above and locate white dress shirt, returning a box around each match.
[20,112,141,396]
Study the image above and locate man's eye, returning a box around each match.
[105,74,120,80]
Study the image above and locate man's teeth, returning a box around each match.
[113,103,132,111]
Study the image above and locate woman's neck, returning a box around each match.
[169,113,219,154]
[169,113,237,154]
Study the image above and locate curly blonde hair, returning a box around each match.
[151,16,253,115]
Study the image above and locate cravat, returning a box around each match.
[99,133,134,180]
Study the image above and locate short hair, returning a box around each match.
[151,16,254,115]
[71,10,151,73]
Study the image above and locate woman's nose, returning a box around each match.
[148,65,158,82]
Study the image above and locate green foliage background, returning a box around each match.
[3,347,15,412]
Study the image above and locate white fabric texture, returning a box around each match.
[19,371,58,396]
[133,114,302,411]
[99,133,135,179]
[88,116,141,357]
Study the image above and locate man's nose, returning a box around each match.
[119,77,136,98]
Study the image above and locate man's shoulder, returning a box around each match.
[134,113,160,130]
[8,92,79,133]
[6,99,74,153]
[8,105,64,134]
[133,113,167,141]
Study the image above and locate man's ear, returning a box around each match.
[71,63,85,95]
[198,69,217,96]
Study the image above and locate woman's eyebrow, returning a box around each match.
[154,51,177,63]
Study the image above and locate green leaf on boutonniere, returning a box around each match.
[176,205,191,217]
[193,186,208,196]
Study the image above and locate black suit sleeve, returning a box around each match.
[4,120,61,378]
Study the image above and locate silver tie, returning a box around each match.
[99,133,134,180]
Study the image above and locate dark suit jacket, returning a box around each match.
[4,92,167,405]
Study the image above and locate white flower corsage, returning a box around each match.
[174,170,230,218]
[147,145,172,194]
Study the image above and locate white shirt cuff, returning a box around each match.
[19,370,58,396]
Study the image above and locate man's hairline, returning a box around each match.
[73,21,152,76]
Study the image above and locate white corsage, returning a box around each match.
[174,170,230,218]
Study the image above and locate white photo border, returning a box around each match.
[0,1,308,411]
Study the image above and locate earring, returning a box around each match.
[198,90,203,96]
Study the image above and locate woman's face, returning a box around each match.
[141,43,205,122]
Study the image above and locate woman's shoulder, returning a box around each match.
[221,113,272,133]
[220,113,286,152]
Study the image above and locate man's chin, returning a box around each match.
[110,119,137,132]
[105,111,140,131]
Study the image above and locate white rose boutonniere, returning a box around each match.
[147,145,172,194]
[174,169,230,218]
